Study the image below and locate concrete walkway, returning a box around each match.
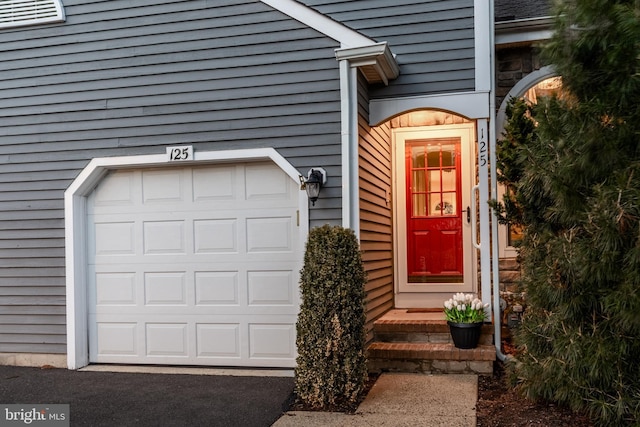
[272,373,477,426]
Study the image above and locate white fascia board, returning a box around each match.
[260,0,375,48]
[335,42,400,85]
[496,29,553,45]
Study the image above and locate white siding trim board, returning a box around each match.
[475,0,492,92]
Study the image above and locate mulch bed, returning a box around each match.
[476,360,594,426]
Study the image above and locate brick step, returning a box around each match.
[368,310,496,374]
[367,342,495,375]
[373,318,494,346]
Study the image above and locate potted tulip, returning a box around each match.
[443,293,489,349]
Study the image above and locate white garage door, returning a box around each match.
[86,161,302,367]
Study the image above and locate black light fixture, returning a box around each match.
[299,168,327,206]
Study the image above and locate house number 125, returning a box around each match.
[167,145,193,161]
[478,129,488,167]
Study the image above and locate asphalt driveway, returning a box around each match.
[0,365,294,427]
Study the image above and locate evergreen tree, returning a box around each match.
[498,0,640,424]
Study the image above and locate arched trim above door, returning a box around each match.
[495,65,557,135]
[369,91,491,127]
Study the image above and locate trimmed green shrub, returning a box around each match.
[294,224,367,410]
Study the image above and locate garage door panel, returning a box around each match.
[194,271,239,305]
[145,323,189,357]
[245,163,293,201]
[91,171,137,209]
[93,256,301,269]
[247,271,294,306]
[88,162,301,367]
[246,217,292,253]
[95,322,138,356]
[92,255,299,266]
[92,259,299,269]
[144,272,187,305]
[92,276,299,312]
[192,166,238,202]
[196,323,241,358]
[95,272,137,305]
[249,323,296,360]
[92,303,299,317]
[92,316,297,359]
[143,220,187,254]
[193,219,238,253]
[142,169,186,204]
[95,222,136,255]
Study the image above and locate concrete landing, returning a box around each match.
[272,373,477,426]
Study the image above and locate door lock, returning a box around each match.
[466,206,471,223]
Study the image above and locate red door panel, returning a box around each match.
[406,138,463,283]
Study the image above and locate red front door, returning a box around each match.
[406,138,463,283]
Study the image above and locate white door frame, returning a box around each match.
[392,124,477,308]
[65,147,309,369]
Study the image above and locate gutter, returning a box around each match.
[495,16,553,46]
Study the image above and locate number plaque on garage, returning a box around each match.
[167,145,193,162]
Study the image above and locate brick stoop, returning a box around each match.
[367,309,496,375]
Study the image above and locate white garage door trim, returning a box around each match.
[65,148,309,370]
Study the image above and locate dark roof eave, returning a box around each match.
[495,16,554,46]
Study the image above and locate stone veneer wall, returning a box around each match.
[496,45,545,110]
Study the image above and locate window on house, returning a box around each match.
[0,0,65,29]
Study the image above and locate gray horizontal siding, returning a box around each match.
[0,0,343,354]
[300,0,476,97]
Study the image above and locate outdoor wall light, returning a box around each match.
[299,168,327,206]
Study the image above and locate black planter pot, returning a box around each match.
[447,321,483,349]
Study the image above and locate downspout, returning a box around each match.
[335,43,399,239]
[338,58,360,237]
[489,0,509,363]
